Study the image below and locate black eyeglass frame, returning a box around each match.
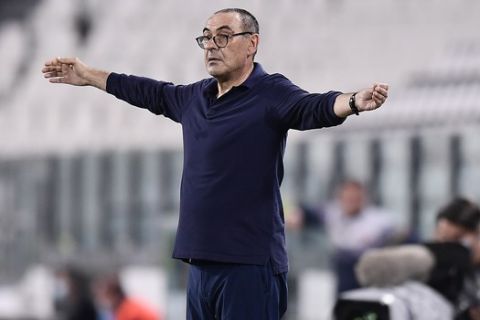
[195,32,254,49]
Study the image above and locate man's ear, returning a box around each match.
[248,34,259,57]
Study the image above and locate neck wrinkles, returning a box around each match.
[216,63,254,98]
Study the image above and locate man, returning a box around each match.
[355,198,480,319]
[324,180,395,253]
[292,180,396,293]
[435,198,480,320]
[42,8,389,320]
[435,198,480,244]
[324,180,395,293]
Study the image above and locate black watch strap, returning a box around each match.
[349,92,360,116]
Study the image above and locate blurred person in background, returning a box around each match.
[53,265,98,320]
[430,198,480,311]
[326,180,397,294]
[41,8,389,320]
[356,198,480,319]
[95,274,160,320]
[435,198,480,320]
[293,179,398,294]
[435,198,480,244]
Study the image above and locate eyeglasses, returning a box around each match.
[195,32,254,49]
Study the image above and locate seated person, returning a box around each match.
[355,198,480,319]
[292,179,397,294]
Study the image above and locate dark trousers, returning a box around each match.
[186,260,288,320]
[332,250,360,295]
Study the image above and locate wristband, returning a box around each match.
[349,92,360,116]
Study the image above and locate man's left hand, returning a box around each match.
[355,83,389,112]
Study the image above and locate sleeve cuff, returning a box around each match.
[328,91,347,125]
[105,72,120,94]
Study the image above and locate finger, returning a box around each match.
[49,77,66,83]
[43,72,59,78]
[374,84,388,93]
[374,87,388,98]
[42,65,62,73]
[44,59,59,67]
[375,91,387,101]
[372,95,384,106]
[374,83,389,91]
[373,90,387,100]
[57,57,77,65]
[45,57,65,66]
[372,91,384,102]
[372,96,381,106]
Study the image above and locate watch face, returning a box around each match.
[334,299,390,320]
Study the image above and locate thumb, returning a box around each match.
[57,57,77,65]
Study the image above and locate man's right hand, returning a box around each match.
[42,57,109,91]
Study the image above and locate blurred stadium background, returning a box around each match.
[0,0,479,319]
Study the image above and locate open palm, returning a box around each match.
[42,57,90,86]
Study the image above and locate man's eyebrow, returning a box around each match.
[202,25,233,33]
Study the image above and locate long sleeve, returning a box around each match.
[266,74,345,131]
[106,72,198,123]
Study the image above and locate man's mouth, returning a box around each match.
[208,57,222,62]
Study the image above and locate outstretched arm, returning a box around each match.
[42,57,196,123]
[42,57,110,91]
[333,83,389,118]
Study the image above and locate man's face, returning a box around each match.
[201,12,257,79]
[434,218,471,242]
[339,184,366,217]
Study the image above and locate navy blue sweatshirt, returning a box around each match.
[106,63,345,274]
